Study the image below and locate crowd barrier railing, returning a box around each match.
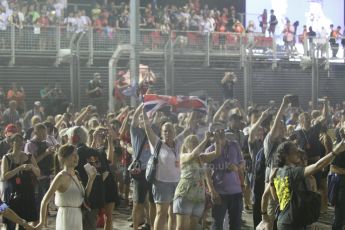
[0,24,335,63]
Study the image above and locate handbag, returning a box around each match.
[145,140,162,183]
[128,136,147,180]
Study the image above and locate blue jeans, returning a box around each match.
[212,193,243,230]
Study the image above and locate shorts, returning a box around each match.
[132,172,154,204]
[152,180,177,204]
[173,196,204,218]
[104,173,119,204]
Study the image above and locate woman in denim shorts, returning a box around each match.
[142,108,182,230]
[173,132,224,230]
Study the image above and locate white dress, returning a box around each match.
[55,175,84,230]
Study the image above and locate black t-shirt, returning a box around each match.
[293,123,322,158]
[274,166,305,224]
[332,153,345,184]
[76,144,105,209]
[87,80,103,98]
[30,140,52,176]
[221,81,234,99]
[270,15,277,25]
[0,139,10,159]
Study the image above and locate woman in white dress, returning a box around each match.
[35,144,97,230]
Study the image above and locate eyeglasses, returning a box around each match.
[89,161,100,166]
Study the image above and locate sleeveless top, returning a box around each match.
[174,159,206,203]
[55,174,84,208]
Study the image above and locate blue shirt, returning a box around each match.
[207,141,244,195]
[130,126,152,169]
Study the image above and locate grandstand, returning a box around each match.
[0,0,345,110]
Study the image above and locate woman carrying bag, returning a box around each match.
[142,107,182,230]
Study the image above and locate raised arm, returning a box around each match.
[74,105,93,126]
[142,107,159,147]
[180,132,211,164]
[319,98,329,124]
[131,104,144,128]
[304,141,345,177]
[106,125,116,165]
[270,95,289,140]
[85,168,97,197]
[116,106,130,121]
[199,130,225,163]
[248,109,269,144]
[213,99,233,123]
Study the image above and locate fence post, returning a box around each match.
[87,28,94,67]
[272,36,277,69]
[9,24,15,66]
[204,32,210,67]
[56,25,61,51]
[170,34,175,95]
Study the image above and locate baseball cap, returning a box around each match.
[5,124,17,135]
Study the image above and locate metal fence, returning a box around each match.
[1,24,338,63]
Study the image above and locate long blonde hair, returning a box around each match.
[181,135,199,153]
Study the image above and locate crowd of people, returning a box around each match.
[1,0,344,56]
[0,71,345,230]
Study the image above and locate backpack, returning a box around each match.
[285,180,321,226]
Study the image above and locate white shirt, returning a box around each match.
[64,16,76,32]
[0,0,8,10]
[75,17,84,33]
[18,11,24,23]
[0,12,7,30]
[149,136,181,183]
[81,15,91,27]
[201,17,215,34]
[5,8,12,19]
[54,3,64,18]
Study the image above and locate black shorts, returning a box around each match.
[132,171,154,204]
[104,173,119,205]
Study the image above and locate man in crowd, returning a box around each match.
[268,9,278,37]
[130,104,155,230]
[2,100,20,126]
[23,101,45,131]
[0,124,17,159]
[24,123,55,215]
[87,73,105,114]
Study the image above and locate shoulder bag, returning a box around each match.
[128,136,147,180]
[145,140,162,183]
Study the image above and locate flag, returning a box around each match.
[143,94,207,117]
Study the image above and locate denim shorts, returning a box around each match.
[152,180,177,204]
[173,196,205,218]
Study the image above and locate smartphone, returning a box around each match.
[288,95,299,107]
